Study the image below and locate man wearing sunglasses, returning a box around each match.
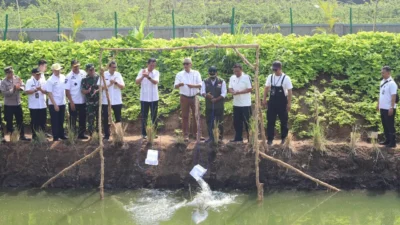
[174,58,203,142]
[65,60,88,139]
[81,64,99,137]
[263,61,293,146]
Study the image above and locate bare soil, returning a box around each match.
[1,136,400,191]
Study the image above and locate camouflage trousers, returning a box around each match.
[86,102,99,135]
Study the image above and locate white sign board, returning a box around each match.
[145,150,159,166]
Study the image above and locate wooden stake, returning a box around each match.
[232,48,255,70]
[41,147,102,188]
[252,46,264,202]
[98,50,105,200]
[259,151,341,192]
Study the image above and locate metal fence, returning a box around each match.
[2,7,400,41]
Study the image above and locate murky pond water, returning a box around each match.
[1,186,400,225]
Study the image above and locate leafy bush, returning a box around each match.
[1,32,400,138]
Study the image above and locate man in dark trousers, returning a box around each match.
[65,60,88,139]
[228,63,253,143]
[263,61,293,145]
[81,64,99,136]
[378,66,398,148]
[0,66,30,141]
[201,66,227,143]
[25,68,47,140]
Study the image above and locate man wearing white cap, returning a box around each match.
[174,58,203,142]
[65,60,88,139]
[46,63,67,141]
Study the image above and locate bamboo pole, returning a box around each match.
[98,50,105,200]
[101,44,260,52]
[259,107,268,153]
[259,151,340,192]
[253,46,264,202]
[232,48,255,70]
[41,147,102,188]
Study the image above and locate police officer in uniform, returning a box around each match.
[66,60,88,139]
[0,66,30,141]
[263,61,293,145]
[46,63,67,141]
[201,66,227,143]
[25,68,47,140]
[81,64,99,136]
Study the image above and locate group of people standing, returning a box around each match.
[169,58,293,144]
[1,57,395,147]
[0,59,125,142]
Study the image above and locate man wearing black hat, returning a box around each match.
[0,66,30,141]
[81,64,100,136]
[25,68,47,140]
[263,61,293,145]
[65,60,88,139]
[201,66,226,143]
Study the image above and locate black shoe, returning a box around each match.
[60,136,68,140]
[1,138,6,143]
[20,136,31,141]
[142,135,147,140]
[379,141,390,146]
[45,133,52,138]
[281,139,285,145]
[78,135,89,140]
[53,138,60,142]
[267,140,273,146]
[103,137,109,141]
[386,143,397,148]
[229,139,243,143]
[205,138,213,143]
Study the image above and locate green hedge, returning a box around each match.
[1,32,399,137]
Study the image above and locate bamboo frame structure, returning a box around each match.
[40,43,340,201]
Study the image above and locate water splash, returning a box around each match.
[124,190,187,225]
[124,179,237,225]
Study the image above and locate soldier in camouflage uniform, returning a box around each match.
[81,64,99,136]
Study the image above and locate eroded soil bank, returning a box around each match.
[0,139,399,191]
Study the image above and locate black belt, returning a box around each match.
[180,94,196,98]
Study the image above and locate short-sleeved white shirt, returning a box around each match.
[229,73,252,107]
[45,74,66,106]
[97,71,125,105]
[26,77,47,109]
[174,70,202,97]
[65,70,87,104]
[379,77,398,110]
[135,69,159,102]
[265,73,293,96]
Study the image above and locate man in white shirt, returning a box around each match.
[378,66,398,148]
[201,66,227,143]
[66,60,88,139]
[136,58,159,139]
[228,63,252,143]
[25,68,47,140]
[174,58,203,142]
[97,61,125,140]
[263,61,293,145]
[46,63,67,141]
